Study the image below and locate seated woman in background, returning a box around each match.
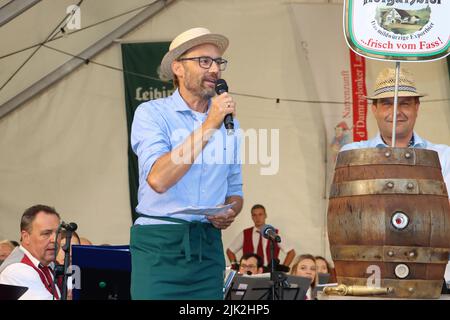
[0,240,16,265]
[56,231,81,300]
[290,254,316,299]
[315,256,337,284]
[56,231,81,265]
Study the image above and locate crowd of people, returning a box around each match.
[224,204,337,300]
[224,203,337,300]
[235,251,337,300]
[0,202,335,300]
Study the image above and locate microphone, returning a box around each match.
[260,224,281,243]
[60,221,78,232]
[215,79,234,135]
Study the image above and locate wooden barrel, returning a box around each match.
[327,147,450,299]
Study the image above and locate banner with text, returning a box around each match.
[121,42,174,222]
[344,0,450,61]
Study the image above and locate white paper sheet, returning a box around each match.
[167,203,235,216]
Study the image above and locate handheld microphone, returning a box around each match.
[260,224,281,243]
[60,221,78,232]
[215,79,234,135]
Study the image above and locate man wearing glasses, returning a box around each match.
[130,27,243,299]
[239,253,264,276]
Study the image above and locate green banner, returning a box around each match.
[121,42,174,222]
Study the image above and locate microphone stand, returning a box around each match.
[52,225,63,301]
[61,230,74,300]
[268,238,288,300]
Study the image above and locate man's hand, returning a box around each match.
[205,93,236,129]
[207,208,237,230]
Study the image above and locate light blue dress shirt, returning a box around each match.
[340,132,450,198]
[131,89,243,224]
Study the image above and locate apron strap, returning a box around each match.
[138,214,210,262]
[136,214,190,224]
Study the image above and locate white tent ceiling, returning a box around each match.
[0,0,176,114]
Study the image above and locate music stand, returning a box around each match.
[0,284,28,300]
[71,245,131,300]
[223,269,237,300]
[312,273,333,299]
[226,274,311,300]
[318,273,331,285]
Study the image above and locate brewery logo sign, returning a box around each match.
[344,0,450,61]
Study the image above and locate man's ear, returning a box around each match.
[21,230,30,245]
[371,101,377,114]
[172,60,184,79]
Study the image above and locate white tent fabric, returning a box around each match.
[0,0,449,264]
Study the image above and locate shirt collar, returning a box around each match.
[412,132,427,148]
[171,89,211,115]
[20,245,54,269]
[20,245,40,268]
[374,132,427,148]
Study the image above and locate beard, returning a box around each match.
[183,69,218,100]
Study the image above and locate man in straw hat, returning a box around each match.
[340,67,450,205]
[130,27,243,299]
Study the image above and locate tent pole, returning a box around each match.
[0,0,41,27]
[0,0,175,119]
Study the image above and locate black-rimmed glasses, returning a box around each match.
[177,56,228,71]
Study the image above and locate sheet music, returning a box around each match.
[241,272,271,278]
[167,202,235,216]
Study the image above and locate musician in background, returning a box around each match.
[238,253,264,275]
[0,205,61,300]
[0,240,15,265]
[226,204,295,270]
[290,254,317,300]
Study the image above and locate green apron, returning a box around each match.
[130,215,225,300]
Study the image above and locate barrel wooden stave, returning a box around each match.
[328,195,449,246]
[328,148,450,299]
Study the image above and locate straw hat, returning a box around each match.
[366,68,426,100]
[159,27,229,81]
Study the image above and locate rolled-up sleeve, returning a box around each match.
[226,123,243,197]
[226,163,243,197]
[131,103,171,182]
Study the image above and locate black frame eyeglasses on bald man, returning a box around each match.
[177,56,228,71]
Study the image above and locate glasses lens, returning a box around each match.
[194,57,228,70]
[198,57,213,68]
[218,59,227,71]
[241,264,256,269]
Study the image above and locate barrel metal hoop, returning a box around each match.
[329,179,448,198]
[336,147,441,169]
[331,245,450,264]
